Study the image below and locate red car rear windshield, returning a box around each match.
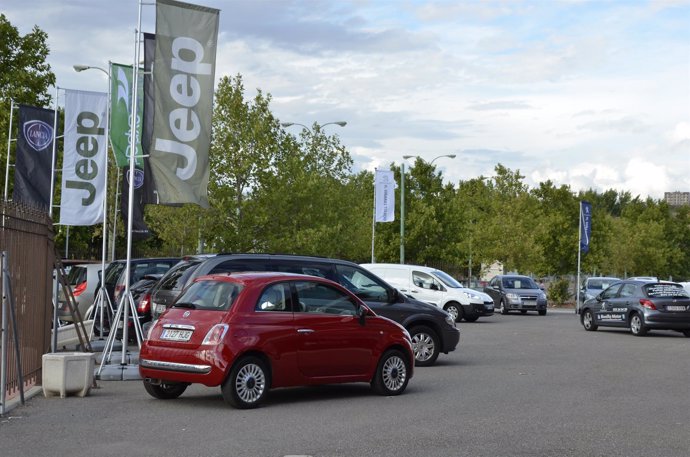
[175,280,243,311]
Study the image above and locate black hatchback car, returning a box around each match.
[580,279,690,337]
[147,253,460,366]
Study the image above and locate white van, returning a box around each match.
[361,263,494,322]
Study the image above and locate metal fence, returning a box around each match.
[0,201,54,409]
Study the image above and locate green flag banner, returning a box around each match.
[150,0,219,208]
[110,62,144,168]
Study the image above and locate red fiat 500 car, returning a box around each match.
[139,272,414,408]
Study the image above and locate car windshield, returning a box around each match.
[432,270,463,288]
[502,277,539,289]
[175,280,243,311]
[644,284,690,299]
[587,279,616,290]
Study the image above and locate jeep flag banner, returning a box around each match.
[110,63,144,168]
[13,105,56,210]
[151,0,219,208]
[59,89,108,226]
[375,169,396,223]
[580,200,592,254]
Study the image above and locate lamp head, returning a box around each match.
[448,154,457,159]
[73,65,90,72]
[280,122,294,128]
[333,121,347,127]
[402,155,415,159]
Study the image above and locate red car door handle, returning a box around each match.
[297,328,314,334]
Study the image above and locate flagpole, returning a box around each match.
[371,168,376,263]
[48,86,59,219]
[575,202,582,314]
[4,100,15,202]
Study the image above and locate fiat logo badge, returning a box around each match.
[183,311,191,318]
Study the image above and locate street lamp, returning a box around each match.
[73,64,108,76]
[399,154,456,264]
[281,121,347,133]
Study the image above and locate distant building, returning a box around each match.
[665,192,690,207]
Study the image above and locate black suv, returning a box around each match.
[149,253,459,366]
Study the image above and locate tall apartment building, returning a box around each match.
[665,191,690,206]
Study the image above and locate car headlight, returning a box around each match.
[506,293,519,300]
[462,291,482,301]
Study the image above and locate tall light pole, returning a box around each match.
[281,121,347,133]
[399,154,456,264]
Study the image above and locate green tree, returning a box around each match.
[205,74,283,252]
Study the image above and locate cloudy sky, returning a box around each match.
[5,0,689,199]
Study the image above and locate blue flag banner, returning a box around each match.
[580,200,592,254]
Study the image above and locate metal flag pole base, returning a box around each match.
[87,286,121,352]
[95,290,144,381]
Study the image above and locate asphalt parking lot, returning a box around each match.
[2,308,690,457]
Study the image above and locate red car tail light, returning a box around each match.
[202,324,229,345]
[137,293,151,314]
[73,281,87,297]
[640,299,657,310]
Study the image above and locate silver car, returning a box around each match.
[57,263,106,322]
[484,275,548,316]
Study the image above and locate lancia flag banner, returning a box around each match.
[375,169,396,223]
[580,200,592,254]
[141,32,159,205]
[60,89,108,226]
[120,166,151,240]
[150,0,219,208]
[13,105,56,210]
[110,63,144,168]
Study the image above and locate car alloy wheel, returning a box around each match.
[409,325,440,366]
[629,313,647,337]
[222,356,270,409]
[372,349,409,396]
[444,303,461,322]
[582,310,597,331]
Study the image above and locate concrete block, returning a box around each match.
[42,352,96,398]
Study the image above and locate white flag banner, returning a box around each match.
[375,169,396,223]
[59,89,108,226]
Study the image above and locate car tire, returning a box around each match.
[444,302,462,322]
[371,349,410,396]
[682,329,690,338]
[409,325,440,367]
[520,310,527,314]
[629,313,648,336]
[582,310,598,331]
[538,309,547,316]
[222,356,270,409]
[143,380,187,400]
[499,299,509,315]
[464,316,479,322]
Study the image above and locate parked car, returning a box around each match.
[580,279,690,337]
[102,257,179,307]
[139,272,414,408]
[147,253,459,367]
[57,262,107,322]
[484,274,548,315]
[148,255,217,322]
[579,276,620,304]
[360,263,494,322]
